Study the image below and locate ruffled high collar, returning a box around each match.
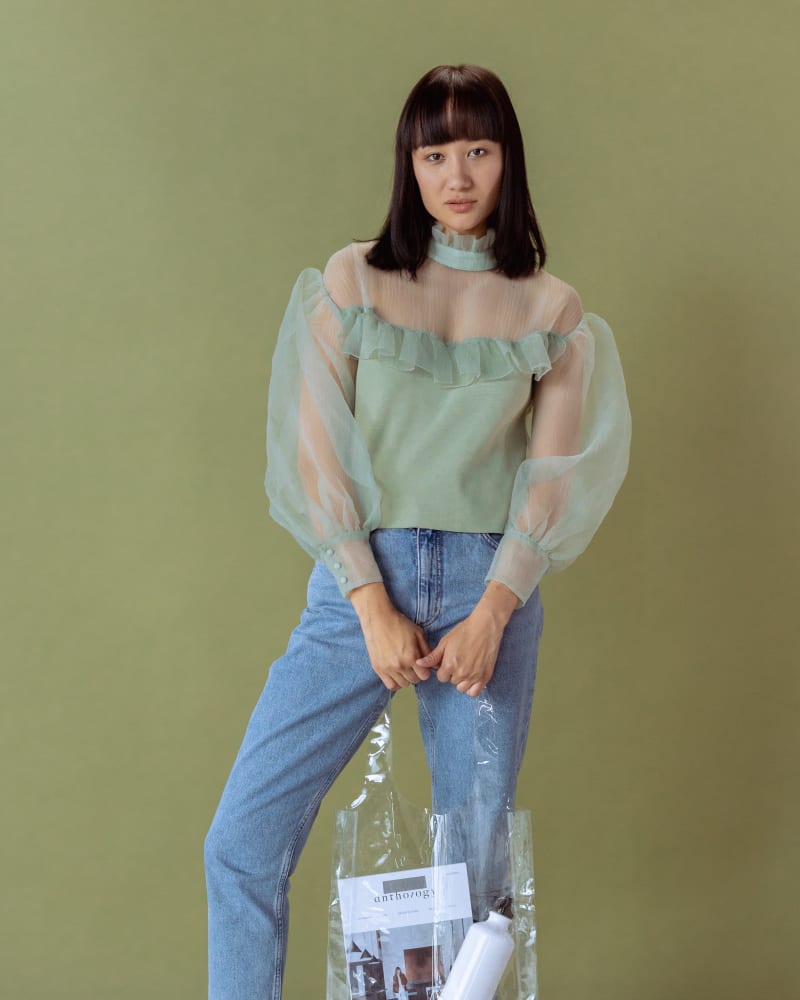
[427,221,497,271]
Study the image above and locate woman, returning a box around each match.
[393,966,409,1000]
[204,63,631,999]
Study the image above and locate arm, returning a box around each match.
[264,255,384,598]
[483,290,632,609]
[264,252,432,687]
[415,290,630,694]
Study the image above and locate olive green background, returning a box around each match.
[2,1,797,997]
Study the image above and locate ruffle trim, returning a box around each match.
[430,221,496,253]
[339,305,571,388]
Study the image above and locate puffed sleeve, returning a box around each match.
[263,250,384,599]
[484,289,632,608]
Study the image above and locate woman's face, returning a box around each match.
[411,138,503,239]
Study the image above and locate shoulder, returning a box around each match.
[321,240,377,309]
[323,239,377,276]
[525,267,584,332]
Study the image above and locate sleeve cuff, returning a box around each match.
[484,530,551,608]
[317,533,384,599]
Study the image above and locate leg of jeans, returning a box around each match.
[413,530,545,918]
[204,560,390,1000]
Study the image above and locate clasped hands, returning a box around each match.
[349,582,518,698]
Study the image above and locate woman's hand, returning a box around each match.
[348,583,433,692]
[414,582,519,697]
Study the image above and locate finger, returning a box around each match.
[442,661,470,684]
[466,682,485,698]
[410,661,433,682]
[384,667,411,690]
[416,630,433,657]
[417,642,444,670]
[453,671,483,692]
[412,635,433,680]
[396,663,421,685]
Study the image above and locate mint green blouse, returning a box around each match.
[264,223,632,608]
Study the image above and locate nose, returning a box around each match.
[446,157,472,190]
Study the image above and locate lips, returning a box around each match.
[447,200,476,205]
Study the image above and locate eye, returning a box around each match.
[468,147,487,157]
[424,152,444,162]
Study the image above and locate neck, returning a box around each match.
[427,221,497,271]
[439,222,488,239]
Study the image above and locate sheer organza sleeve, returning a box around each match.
[484,291,632,608]
[264,255,384,599]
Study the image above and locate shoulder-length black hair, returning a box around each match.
[362,64,547,280]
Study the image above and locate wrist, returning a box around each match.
[474,580,520,627]
[347,581,394,619]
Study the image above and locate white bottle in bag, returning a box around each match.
[440,898,514,1000]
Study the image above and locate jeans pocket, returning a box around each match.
[478,531,504,551]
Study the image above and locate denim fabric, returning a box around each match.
[204,528,544,999]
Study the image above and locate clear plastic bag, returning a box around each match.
[326,697,538,1000]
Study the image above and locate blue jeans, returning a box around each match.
[204,528,544,999]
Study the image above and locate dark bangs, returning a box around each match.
[363,64,547,281]
[403,77,504,153]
